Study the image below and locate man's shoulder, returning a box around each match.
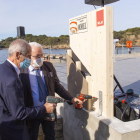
[0,63,18,86]
[43,61,53,66]
[43,61,54,69]
[0,61,7,69]
[0,61,13,74]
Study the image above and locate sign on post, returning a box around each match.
[70,15,88,35]
[126,41,132,48]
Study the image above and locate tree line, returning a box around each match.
[1,27,140,48]
[114,27,140,45]
[0,34,69,48]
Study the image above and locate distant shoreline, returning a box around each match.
[0,46,140,50]
[116,46,140,48]
[0,48,69,50]
[0,48,8,50]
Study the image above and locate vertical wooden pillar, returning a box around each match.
[69,6,113,117]
[86,75,92,110]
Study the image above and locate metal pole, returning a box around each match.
[114,75,125,93]
[50,45,52,54]
[113,39,119,62]
[121,44,123,54]
[128,48,129,54]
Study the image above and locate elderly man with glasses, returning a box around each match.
[0,39,56,140]
[20,42,83,140]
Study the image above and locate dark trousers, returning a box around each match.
[0,121,29,140]
[29,119,55,140]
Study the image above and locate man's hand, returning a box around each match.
[71,97,86,105]
[44,103,57,113]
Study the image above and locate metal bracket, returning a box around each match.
[98,91,102,117]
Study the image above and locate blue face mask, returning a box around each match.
[20,58,31,69]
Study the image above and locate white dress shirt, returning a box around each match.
[28,65,48,106]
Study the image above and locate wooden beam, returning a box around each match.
[76,61,82,70]
[67,49,72,58]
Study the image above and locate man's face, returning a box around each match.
[15,47,31,68]
[31,46,43,65]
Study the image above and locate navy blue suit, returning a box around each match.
[0,60,46,140]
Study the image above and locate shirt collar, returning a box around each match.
[28,65,40,72]
[7,59,20,76]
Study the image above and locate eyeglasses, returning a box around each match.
[31,54,43,59]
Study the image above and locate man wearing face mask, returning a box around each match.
[20,42,83,140]
[0,39,56,140]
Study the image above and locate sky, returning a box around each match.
[0,0,140,41]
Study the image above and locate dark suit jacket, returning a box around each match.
[20,61,74,120]
[0,60,46,140]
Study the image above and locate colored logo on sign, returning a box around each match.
[70,21,77,34]
[126,41,132,48]
[96,10,104,27]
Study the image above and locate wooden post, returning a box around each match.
[69,6,113,117]
[86,75,92,110]
[76,61,81,70]
[67,49,72,58]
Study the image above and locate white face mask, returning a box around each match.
[32,58,43,68]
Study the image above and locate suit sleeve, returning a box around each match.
[51,64,74,103]
[3,78,46,120]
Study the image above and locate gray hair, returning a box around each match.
[8,39,31,57]
[29,42,43,50]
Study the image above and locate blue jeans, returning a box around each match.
[28,119,55,140]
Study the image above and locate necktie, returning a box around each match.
[35,69,47,102]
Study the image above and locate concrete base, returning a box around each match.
[56,98,140,140]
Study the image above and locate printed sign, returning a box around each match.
[126,41,132,48]
[70,15,88,35]
[97,10,104,27]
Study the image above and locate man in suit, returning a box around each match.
[0,39,56,140]
[20,42,83,140]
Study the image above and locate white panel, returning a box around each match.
[69,6,113,117]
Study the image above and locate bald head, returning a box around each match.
[8,39,31,57]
